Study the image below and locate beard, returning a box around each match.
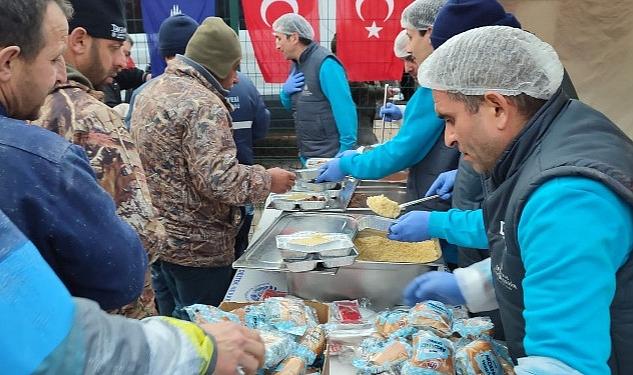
[82,41,112,86]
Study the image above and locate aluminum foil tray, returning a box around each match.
[270,193,327,211]
[276,231,354,253]
[295,180,339,193]
[233,212,359,272]
[283,248,359,272]
[295,168,320,181]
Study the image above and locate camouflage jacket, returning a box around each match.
[131,56,272,267]
[34,65,165,259]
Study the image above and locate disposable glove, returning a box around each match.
[315,158,346,183]
[335,149,358,158]
[403,271,465,307]
[387,211,431,242]
[425,169,457,200]
[282,71,305,96]
[379,103,403,122]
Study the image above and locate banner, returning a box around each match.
[242,0,320,83]
[336,0,407,81]
[141,0,215,77]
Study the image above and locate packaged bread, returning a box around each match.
[375,309,414,338]
[402,330,455,375]
[367,194,401,218]
[452,317,495,339]
[183,304,240,325]
[258,329,296,369]
[409,300,453,338]
[273,326,326,375]
[264,297,318,336]
[454,338,515,375]
[353,337,412,374]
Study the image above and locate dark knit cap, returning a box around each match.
[68,0,127,41]
[185,17,241,80]
[158,14,199,58]
[431,0,521,49]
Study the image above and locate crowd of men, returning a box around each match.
[1,0,631,374]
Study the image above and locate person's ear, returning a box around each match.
[67,27,90,55]
[0,46,21,83]
[425,26,433,46]
[483,91,512,130]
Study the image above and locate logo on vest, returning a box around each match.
[499,220,505,238]
[301,83,312,96]
[494,264,517,291]
[110,24,127,40]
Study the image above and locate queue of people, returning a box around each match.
[1,0,632,374]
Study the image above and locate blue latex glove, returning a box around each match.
[425,169,457,200]
[335,150,358,158]
[315,158,346,183]
[403,271,465,306]
[282,71,305,95]
[379,103,403,122]
[387,211,431,242]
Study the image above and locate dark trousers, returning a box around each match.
[234,211,254,260]
[152,259,233,320]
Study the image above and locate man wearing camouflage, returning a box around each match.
[131,17,296,318]
[34,0,165,318]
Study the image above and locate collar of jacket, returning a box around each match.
[176,55,230,97]
[490,88,569,187]
[295,42,318,65]
[54,64,105,101]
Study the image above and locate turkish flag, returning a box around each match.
[336,0,408,81]
[242,0,320,83]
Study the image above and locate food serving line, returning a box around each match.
[210,166,516,374]
[224,167,446,309]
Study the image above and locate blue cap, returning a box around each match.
[158,14,199,58]
[431,0,521,49]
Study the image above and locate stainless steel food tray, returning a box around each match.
[267,177,358,212]
[233,212,359,272]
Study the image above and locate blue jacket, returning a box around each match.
[0,209,217,375]
[227,72,270,165]
[0,105,147,310]
[429,177,633,374]
[338,87,444,178]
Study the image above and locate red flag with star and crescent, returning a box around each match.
[242,0,320,83]
[336,0,408,81]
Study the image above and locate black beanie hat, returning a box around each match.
[68,0,127,41]
[158,14,199,58]
[431,0,521,49]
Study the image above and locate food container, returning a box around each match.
[287,260,439,309]
[325,189,340,200]
[295,168,321,181]
[305,158,332,169]
[283,248,359,272]
[296,180,339,193]
[298,200,327,210]
[279,248,312,260]
[285,257,320,272]
[271,200,299,211]
[276,231,354,253]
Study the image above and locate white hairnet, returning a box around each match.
[418,26,564,100]
[393,30,410,58]
[400,0,446,30]
[272,13,314,40]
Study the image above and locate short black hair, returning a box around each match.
[447,92,546,119]
[0,0,73,61]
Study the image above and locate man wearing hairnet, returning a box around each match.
[316,0,461,263]
[273,13,357,162]
[401,26,633,374]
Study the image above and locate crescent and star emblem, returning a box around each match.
[260,0,299,27]
[356,0,394,38]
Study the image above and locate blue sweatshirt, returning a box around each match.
[227,72,270,165]
[280,57,357,152]
[430,176,633,374]
[0,107,147,310]
[338,87,444,179]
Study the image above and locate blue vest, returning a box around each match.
[291,43,341,158]
[482,90,633,373]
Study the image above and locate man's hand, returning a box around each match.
[268,168,296,193]
[379,103,403,122]
[403,271,465,307]
[387,211,431,242]
[200,322,265,375]
[282,71,305,96]
[315,158,346,183]
[425,169,457,200]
